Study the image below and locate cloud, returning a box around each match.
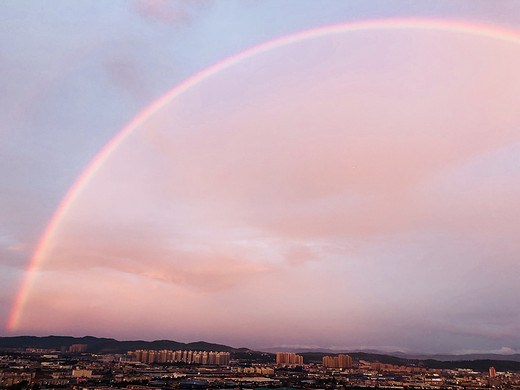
[104,57,147,99]
[0,232,30,269]
[452,347,520,356]
[39,227,277,293]
[134,0,211,25]
[284,245,316,266]
[8,243,27,252]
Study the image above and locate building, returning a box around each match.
[68,344,87,353]
[338,354,352,368]
[72,369,92,378]
[131,349,230,366]
[322,354,352,369]
[276,352,303,365]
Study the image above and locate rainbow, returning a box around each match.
[8,18,520,331]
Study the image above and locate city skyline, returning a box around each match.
[2,1,520,355]
[1,340,517,389]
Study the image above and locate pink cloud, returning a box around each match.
[134,0,210,25]
[8,243,27,252]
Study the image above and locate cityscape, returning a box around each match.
[0,337,520,389]
[3,3,520,390]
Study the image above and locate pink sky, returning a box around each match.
[15,27,520,353]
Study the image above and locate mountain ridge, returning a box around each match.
[0,335,242,354]
[263,346,520,363]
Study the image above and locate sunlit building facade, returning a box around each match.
[323,354,352,369]
[131,350,230,365]
[276,352,303,365]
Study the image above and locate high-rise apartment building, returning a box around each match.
[339,354,352,368]
[322,354,352,369]
[217,352,230,365]
[68,344,87,353]
[276,352,303,365]
[131,349,230,366]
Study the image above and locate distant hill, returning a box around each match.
[298,351,520,372]
[265,347,520,363]
[300,351,414,366]
[0,336,239,354]
[400,352,520,362]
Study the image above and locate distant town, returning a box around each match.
[0,336,519,389]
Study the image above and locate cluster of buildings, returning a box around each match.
[236,366,274,375]
[131,349,230,366]
[275,352,303,365]
[68,344,88,353]
[322,353,353,369]
[1,348,519,390]
[0,371,33,388]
